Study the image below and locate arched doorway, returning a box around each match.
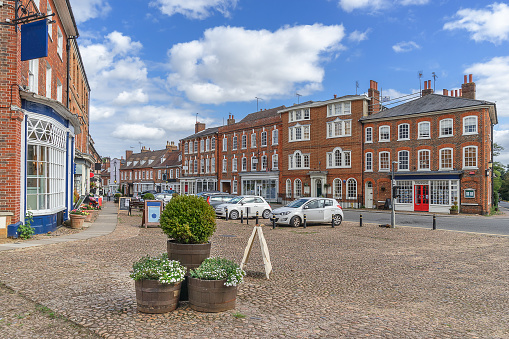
[316,179,322,197]
[365,181,373,208]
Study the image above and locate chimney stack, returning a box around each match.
[195,122,206,133]
[422,79,433,96]
[334,94,337,99]
[126,150,133,160]
[461,74,476,99]
[368,80,380,115]
[227,114,236,125]
[166,141,178,151]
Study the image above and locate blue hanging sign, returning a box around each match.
[21,20,48,61]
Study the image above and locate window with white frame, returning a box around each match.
[241,135,247,149]
[365,152,373,171]
[346,178,357,199]
[47,1,53,40]
[272,129,278,145]
[261,131,267,146]
[170,169,173,178]
[398,150,409,170]
[211,158,215,173]
[365,127,373,143]
[211,137,215,150]
[431,180,453,205]
[327,102,351,116]
[379,151,390,171]
[194,159,198,173]
[272,154,278,170]
[251,133,256,148]
[184,142,189,154]
[57,27,63,59]
[241,157,247,171]
[200,159,205,173]
[135,172,138,180]
[233,180,238,194]
[251,156,257,171]
[150,171,153,179]
[333,178,342,199]
[418,149,430,170]
[56,78,62,102]
[418,121,430,139]
[463,116,478,135]
[222,159,227,173]
[439,148,453,170]
[261,155,267,170]
[290,108,310,122]
[205,158,210,173]
[463,146,478,169]
[289,124,310,142]
[398,123,409,140]
[158,170,161,179]
[222,137,227,151]
[232,158,237,172]
[288,151,310,170]
[29,59,38,93]
[232,135,238,150]
[130,172,132,180]
[194,141,198,153]
[326,148,351,168]
[327,119,352,138]
[184,160,189,174]
[176,169,179,178]
[294,179,302,198]
[286,179,292,198]
[205,139,210,151]
[379,126,390,141]
[45,62,52,98]
[440,119,453,137]
[200,140,204,152]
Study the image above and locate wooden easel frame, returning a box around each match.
[141,200,163,228]
[240,225,272,279]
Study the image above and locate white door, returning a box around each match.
[365,182,373,209]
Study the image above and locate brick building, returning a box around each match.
[217,108,283,202]
[153,143,181,193]
[361,75,497,214]
[0,0,90,235]
[180,123,218,195]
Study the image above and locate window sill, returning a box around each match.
[462,132,478,136]
[378,140,390,142]
[364,170,373,172]
[365,141,373,144]
[397,138,410,141]
[462,167,478,170]
[379,169,390,172]
[418,136,431,140]
[439,135,453,138]
[417,168,431,171]
[326,135,351,139]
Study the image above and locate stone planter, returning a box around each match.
[69,214,86,229]
[188,277,237,313]
[135,280,181,314]
[167,240,211,301]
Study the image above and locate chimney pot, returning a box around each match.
[469,74,473,83]
[464,75,468,84]
[334,94,337,99]
[428,80,431,89]
[459,89,462,97]
[455,90,458,97]
[424,81,428,90]
[443,89,448,96]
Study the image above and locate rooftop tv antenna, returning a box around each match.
[195,113,199,123]
[138,141,142,151]
[418,70,423,97]
[255,97,263,111]
[432,72,438,92]
[296,93,302,104]
[355,81,359,95]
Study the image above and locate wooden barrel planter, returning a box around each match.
[188,278,237,313]
[135,280,181,314]
[167,240,211,301]
[69,214,86,229]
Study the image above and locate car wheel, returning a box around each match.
[262,209,271,219]
[229,210,239,220]
[333,214,342,226]
[290,216,301,228]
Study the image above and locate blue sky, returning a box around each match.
[69,0,509,164]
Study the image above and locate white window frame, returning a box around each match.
[56,78,62,103]
[194,141,198,153]
[294,179,302,198]
[379,151,390,172]
[346,178,357,200]
[261,155,267,170]
[289,124,311,142]
[290,108,310,122]
[47,1,53,40]
[241,157,247,172]
[232,158,238,172]
[45,62,52,98]
[398,150,409,171]
[251,133,256,148]
[57,26,63,59]
[327,119,352,138]
[398,123,410,141]
[272,129,278,145]
[439,148,453,170]
[222,158,227,173]
[232,135,238,150]
[251,156,257,171]
[272,153,278,170]
[241,135,247,149]
[286,179,292,198]
[261,131,267,147]
[327,102,351,116]
[326,147,352,169]
[379,125,390,142]
[439,118,454,137]
[222,137,227,151]
[365,127,373,143]
[463,146,478,169]
[288,150,310,170]
[463,116,478,135]
[418,121,431,139]
[365,152,373,172]
[333,178,342,199]
[211,137,215,150]
[29,59,39,93]
[417,149,431,171]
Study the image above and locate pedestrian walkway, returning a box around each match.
[0,201,117,252]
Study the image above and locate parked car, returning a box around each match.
[162,190,176,194]
[207,194,237,208]
[196,191,221,198]
[154,193,173,205]
[215,195,272,219]
[270,197,343,227]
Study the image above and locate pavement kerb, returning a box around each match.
[0,201,118,252]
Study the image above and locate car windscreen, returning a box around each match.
[228,196,243,204]
[286,198,308,208]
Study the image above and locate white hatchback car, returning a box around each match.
[215,195,272,219]
[270,197,343,227]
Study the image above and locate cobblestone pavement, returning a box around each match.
[0,210,508,338]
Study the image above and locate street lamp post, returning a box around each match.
[391,161,398,228]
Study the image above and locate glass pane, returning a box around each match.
[27,161,38,175]
[27,178,38,188]
[27,145,36,160]
[27,195,38,210]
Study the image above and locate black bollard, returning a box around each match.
[303,214,307,228]
[246,208,249,225]
[225,207,228,221]
[272,216,276,229]
[332,214,335,228]
[256,211,259,225]
[240,210,244,224]
[432,214,436,230]
[360,214,363,227]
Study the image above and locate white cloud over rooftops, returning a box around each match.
[392,41,421,53]
[69,0,111,24]
[150,0,238,19]
[112,124,166,140]
[338,0,429,13]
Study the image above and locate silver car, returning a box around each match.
[215,195,272,219]
[270,197,343,227]
[154,193,173,205]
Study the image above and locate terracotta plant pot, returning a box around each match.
[135,280,181,314]
[69,214,86,229]
[84,213,92,222]
[188,277,237,313]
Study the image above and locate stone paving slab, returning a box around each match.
[0,211,508,338]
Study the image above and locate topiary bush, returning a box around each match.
[143,193,155,200]
[160,195,216,244]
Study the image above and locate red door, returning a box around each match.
[414,185,429,212]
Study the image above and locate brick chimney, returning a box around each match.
[227,114,236,125]
[126,150,133,160]
[195,122,206,133]
[422,80,433,96]
[442,89,449,96]
[141,146,149,153]
[461,74,476,99]
[368,80,380,115]
[166,141,178,151]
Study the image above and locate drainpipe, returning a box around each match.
[491,121,494,211]
[66,36,78,109]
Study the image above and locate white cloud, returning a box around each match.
[114,89,149,105]
[494,129,509,164]
[167,24,346,104]
[90,105,115,121]
[465,56,509,117]
[348,29,371,43]
[112,124,166,140]
[69,0,111,24]
[150,0,238,19]
[338,0,428,12]
[392,41,420,53]
[443,3,509,44]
